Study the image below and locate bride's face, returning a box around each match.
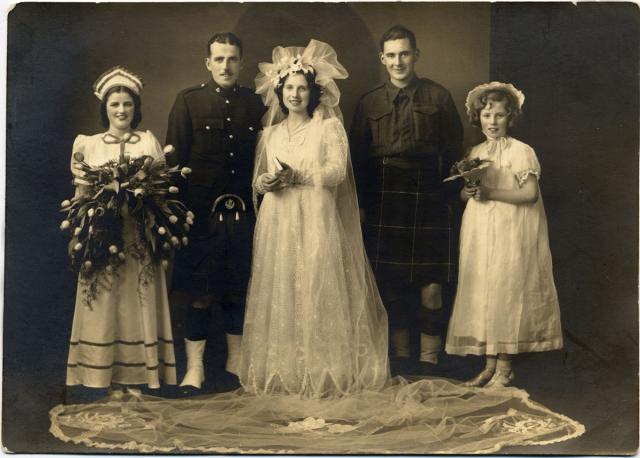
[282,73,310,115]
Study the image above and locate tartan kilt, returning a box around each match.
[362,158,456,288]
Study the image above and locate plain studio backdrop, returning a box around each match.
[4,2,638,454]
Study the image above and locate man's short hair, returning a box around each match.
[207,32,243,57]
[379,25,417,51]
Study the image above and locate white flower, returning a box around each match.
[182,237,189,246]
[83,260,92,269]
[186,211,195,219]
[109,245,118,254]
[180,167,192,178]
[158,227,166,235]
[169,215,178,224]
[73,242,83,251]
[186,217,194,225]
[87,208,95,217]
[170,236,180,246]
[169,186,179,194]
[61,199,71,208]
[163,144,175,154]
[73,227,81,236]
[60,220,70,230]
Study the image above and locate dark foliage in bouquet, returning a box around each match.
[443,157,492,184]
[60,134,194,306]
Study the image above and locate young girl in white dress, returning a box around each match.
[446,82,563,388]
[65,67,176,391]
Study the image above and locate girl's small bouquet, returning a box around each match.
[60,134,194,289]
[443,157,492,185]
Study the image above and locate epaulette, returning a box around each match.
[182,82,209,94]
[361,83,386,98]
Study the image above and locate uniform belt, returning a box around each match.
[377,155,440,169]
[211,194,247,222]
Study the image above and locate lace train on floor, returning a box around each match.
[49,377,584,454]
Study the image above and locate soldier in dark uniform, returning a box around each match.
[350,25,463,368]
[166,32,265,389]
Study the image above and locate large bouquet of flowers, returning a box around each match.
[443,157,492,185]
[60,133,193,303]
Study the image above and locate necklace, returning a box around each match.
[286,117,310,136]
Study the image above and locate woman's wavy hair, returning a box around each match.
[100,85,142,129]
[274,70,323,117]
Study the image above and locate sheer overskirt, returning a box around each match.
[50,376,584,454]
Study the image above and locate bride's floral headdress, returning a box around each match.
[255,39,348,127]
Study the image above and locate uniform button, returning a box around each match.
[229,152,234,157]
[216,87,221,93]
[249,126,254,131]
[200,83,205,87]
[205,125,211,130]
[231,170,235,174]
[225,100,230,104]
[226,117,231,122]
[229,134,234,139]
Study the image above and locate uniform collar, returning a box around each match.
[208,79,239,97]
[385,74,419,103]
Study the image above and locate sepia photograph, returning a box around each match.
[3,1,639,454]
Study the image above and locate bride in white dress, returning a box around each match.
[239,40,388,397]
[49,40,584,454]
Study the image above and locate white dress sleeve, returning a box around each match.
[307,118,348,187]
[513,142,541,187]
[143,130,165,163]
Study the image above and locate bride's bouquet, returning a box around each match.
[443,157,492,185]
[60,138,194,292]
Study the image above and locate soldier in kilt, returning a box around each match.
[351,25,463,366]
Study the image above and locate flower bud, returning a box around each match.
[73,227,82,236]
[60,220,70,230]
[186,211,195,219]
[73,152,85,162]
[163,242,171,251]
[163,144,175,154]
[122,132,132,142]
[170,236,180,246]
[182,237,189,246]
[61,199,71,208]
[180,167,192,178]
[169,215,178,224]
[169,186,179,194]
[87,208,95,217]
[118,252,126,260]
[84,260,92,270]
[74,242,83,251]
[158,227,166,235]
[109,245,118,254]
[186,217,194,225]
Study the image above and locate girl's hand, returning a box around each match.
[473,184,492,201]
[464,183,478,198]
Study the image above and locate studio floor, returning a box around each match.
[3,301,638,455]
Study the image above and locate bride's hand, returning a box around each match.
[275,160,295,185]
[260,173,283,192]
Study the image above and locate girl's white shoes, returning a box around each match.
[484,369,514,388]
[463,369,514,388]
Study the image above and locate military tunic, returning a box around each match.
[166,79,265,333]
[350,76,463,328]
